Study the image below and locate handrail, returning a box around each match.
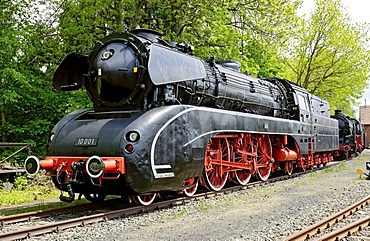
[0,142,32,164]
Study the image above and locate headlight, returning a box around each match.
[126,131,140,142]
[49,133,55,142]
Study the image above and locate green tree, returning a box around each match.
[281,0,370,115]
[55,0,300,77]
[0,0,92,161]
[0,0,32,143]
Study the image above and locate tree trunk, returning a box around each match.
[1,97,6,142]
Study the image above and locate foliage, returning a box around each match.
[13,174,28,190]
[280,0,370,115]
[0,185,59,206]
[0,0,92,161]
[0,0,28,143]
[0,172,59,206]
[55,0,300,77]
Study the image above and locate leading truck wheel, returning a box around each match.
[184,182,198,197]
[84,192,107,203]
[182,178,199,197]
[256,135,272,181]
[133,193,156,206]
[203,135,230,191]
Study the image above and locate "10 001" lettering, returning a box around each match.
[75,138,98,146]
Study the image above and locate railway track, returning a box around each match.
[0,199,122,226]
[284,194,370,240]
[0,163,339,240]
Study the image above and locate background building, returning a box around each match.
[359,105,370,148]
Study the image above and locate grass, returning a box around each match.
[173,208,190,218]
[0,173,62,214]
[336,162,347,170]
[0,186,59,206]
[174,200,217,218]
[292,153,370,190]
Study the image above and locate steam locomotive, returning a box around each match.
[331,110,365,159]
[24,29,363,205]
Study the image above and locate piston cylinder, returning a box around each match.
[273,148,298,161]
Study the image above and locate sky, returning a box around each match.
[299,0,370,115]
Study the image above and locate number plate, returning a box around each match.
[75,138,98,146]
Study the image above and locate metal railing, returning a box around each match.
[0,142,31,164]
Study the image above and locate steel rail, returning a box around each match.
[0,197,186,240]
[317,216,370,241]
[0,199,120,225]
[284,195,370,241]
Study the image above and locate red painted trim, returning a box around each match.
[40,156,125,175]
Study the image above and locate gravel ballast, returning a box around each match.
[32,150,370,241]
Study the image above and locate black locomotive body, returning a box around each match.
[24,29,360,204]
[331,110,365,159]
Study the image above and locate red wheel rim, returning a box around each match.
[183,178,198,197]
[203,135,230,191]
[256,135,272,181]
[234,134,254,185]
[133,193,156,206]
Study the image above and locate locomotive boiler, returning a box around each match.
[25,29,342,205]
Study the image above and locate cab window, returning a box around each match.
[297,94,308,111]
